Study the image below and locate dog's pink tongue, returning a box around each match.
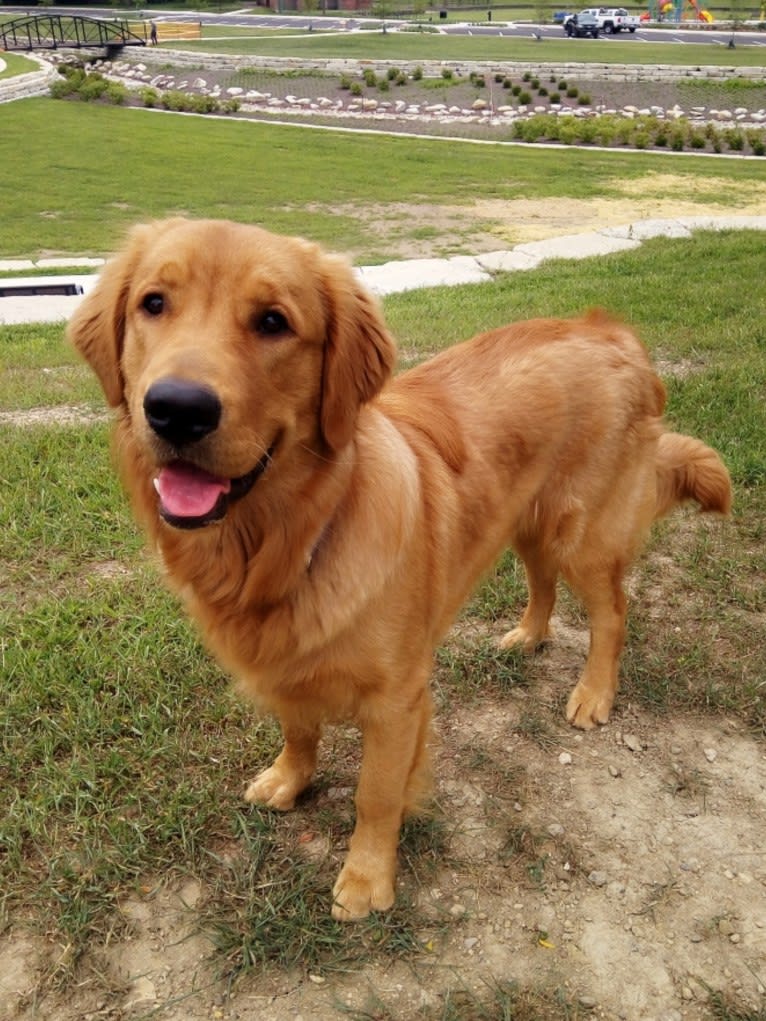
[155,463,231,519]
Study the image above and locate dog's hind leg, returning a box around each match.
[563,560,627,730]
[244,714,321,811]
[499,539,558,652]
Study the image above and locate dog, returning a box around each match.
[69,217,732,921]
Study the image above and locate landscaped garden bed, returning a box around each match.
[48,54,766,154]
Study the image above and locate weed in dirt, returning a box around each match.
[705,985,766,1021]
[202,808,440,980]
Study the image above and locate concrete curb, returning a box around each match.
[356,215,766,296]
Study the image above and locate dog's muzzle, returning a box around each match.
[143,377,273,529]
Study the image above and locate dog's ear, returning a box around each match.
[67,222,158,407]
[319,258,397,452]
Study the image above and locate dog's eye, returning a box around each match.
[254,309,290,337]
[141,293,165,316]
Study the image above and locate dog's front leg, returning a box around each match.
[332,689,431,921]
[245,714,320,811]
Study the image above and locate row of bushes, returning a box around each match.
[511,111,766,154]
[50,66,127,104]
[50,64,764,154]
[50,65,240,115]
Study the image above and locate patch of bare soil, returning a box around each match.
[0,406,109,429]
[3,648,764,1020]
[271,173,766,260]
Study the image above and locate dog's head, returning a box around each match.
[68,218,396,529]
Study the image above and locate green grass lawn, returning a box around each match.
[171,28,766,66]
[3,98,766,262]
[0,51,38,78]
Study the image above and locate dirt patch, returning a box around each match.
[3,671,765,1020]
[472,183,766,247]
[0,406,109,428]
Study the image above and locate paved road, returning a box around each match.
[50,6,766,47]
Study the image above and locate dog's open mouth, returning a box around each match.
[154,449,273,530]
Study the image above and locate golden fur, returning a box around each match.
[69,218,732,920]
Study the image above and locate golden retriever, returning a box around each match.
[69,217,732,921]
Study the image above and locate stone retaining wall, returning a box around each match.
[0,58,57,103]
[130,46,766,83]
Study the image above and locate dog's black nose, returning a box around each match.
[143,378,222,446]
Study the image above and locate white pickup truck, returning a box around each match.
[564,7,641,32]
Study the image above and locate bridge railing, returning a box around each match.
[0,15,147,52]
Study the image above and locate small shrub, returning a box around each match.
[494,72,504,83]
[558,120,579,145]
[522,71,532,82]
[558,79,568,90]
[752,139,765,156]
[531,78,540,89]
[634,131,650,149]
[104,82,127,105]
[511,84,522,97]
[222,98,240,113]
[473,76,486,88]
[412,65,423,80]
[567,86,579,99]
[690,131,706,149]
[726,128,745,151]
[595,120,618,146]
[441,68,454,80]
[350,82,363,97]
[161,90,193,112]
[654,131,668,147]
[377,77,390,92]
[363,68,377,87]
[387,66,397,81]
[78,77,108,102]
[502,77,512,89]
[616,120,635,145]
[395,71,407,86]
[190,94,218,113]
[579,120,597,144]
[339,73,351,90]
[518,90,532,105]
[549,91,560,104]
[50,77,79,99]
[670,130,685,151]
[578,93,591,106]
[139,86,160,108]
[538,86,548,97]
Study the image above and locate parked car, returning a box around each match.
[564,11,600,36]
[566,6,640,31]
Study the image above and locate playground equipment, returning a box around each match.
[647,0,713,19]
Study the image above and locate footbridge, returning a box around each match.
[0,14,147,57]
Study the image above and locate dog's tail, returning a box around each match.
[654,432,732,520]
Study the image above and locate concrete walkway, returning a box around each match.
[1,215,765,326]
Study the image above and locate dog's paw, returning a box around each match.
[331,865,395,922]
[244,766,302,811]
[499,625,546,652]
[566,681,614,730]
